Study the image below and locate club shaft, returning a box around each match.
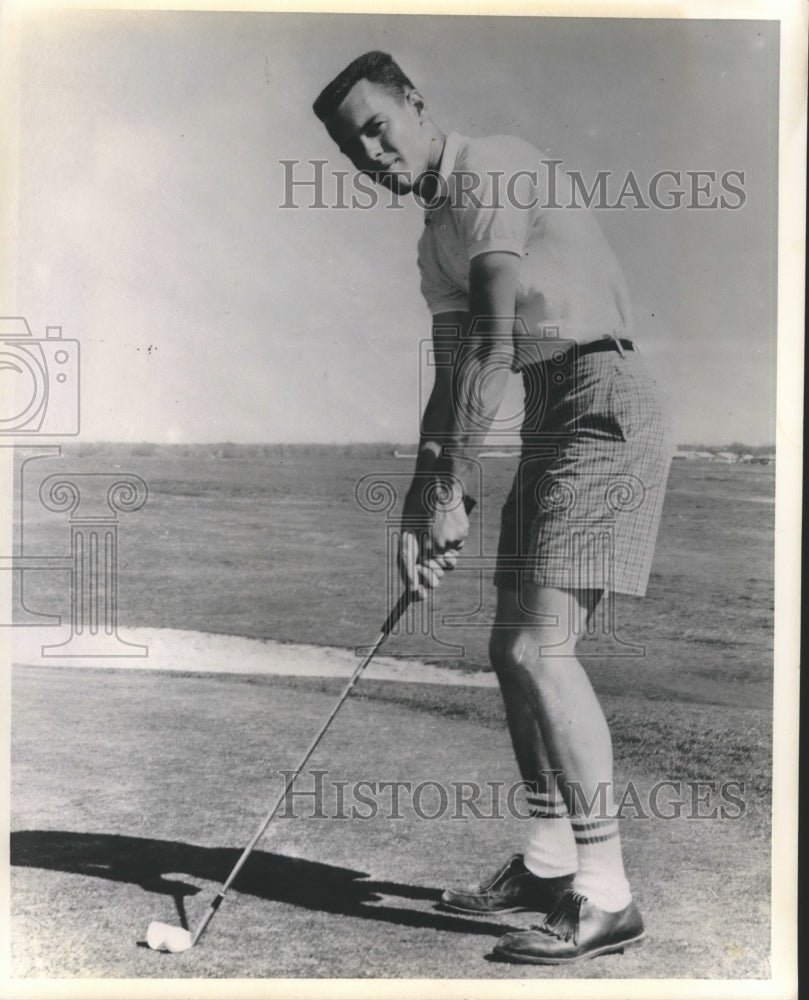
[190,590,411,945]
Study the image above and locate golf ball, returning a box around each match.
[146,921,193,953]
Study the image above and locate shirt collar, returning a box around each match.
[423,132,462,217]
[436,131,462,186]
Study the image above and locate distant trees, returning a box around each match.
[678,442,775,457]
[62,440,774,462]
[60,441,421,461]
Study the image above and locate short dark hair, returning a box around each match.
[313,51,415,121]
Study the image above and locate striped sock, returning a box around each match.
[523,785,577,878]
[571,818,632,911]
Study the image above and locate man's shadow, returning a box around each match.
[11,830,516,938]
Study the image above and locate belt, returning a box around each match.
[514,338,634,374]
[557,338,634,362]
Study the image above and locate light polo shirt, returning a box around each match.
[417,131,546,318]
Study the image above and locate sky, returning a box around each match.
[8,10,778,444]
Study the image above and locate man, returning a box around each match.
[313,51,671,965]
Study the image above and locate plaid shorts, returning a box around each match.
[493,348,673,596]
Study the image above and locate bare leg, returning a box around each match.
[490,583,630,909]
[491,584,601,785]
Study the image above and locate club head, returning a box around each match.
[146,921,194,953]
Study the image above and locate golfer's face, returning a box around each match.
[325,80,428,193]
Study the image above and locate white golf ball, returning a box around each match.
[146,921,193,953]
[146,921,169,950]
[165,927,193,953]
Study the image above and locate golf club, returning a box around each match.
[146,494,475,953]
[146,588,413,952]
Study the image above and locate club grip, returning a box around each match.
[382,494,476,637]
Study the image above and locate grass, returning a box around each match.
[9,446,775,981]
[11,666,771,980]
[15,449,773,670]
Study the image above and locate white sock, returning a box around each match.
[571,818,632,911]
[523,788,577,878]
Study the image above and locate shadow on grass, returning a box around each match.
[11,830,516,937]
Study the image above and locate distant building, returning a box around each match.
[715,451,738,463]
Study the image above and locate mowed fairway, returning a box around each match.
[10,446,775,979]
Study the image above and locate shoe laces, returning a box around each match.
[478,855,522,892]
[532,890,586,944]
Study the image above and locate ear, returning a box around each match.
[406,88,428,121]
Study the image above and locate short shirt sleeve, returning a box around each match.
[452,138,539,261]
[417,226,469,315]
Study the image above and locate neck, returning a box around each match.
[413,126,447,202]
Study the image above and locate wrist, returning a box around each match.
[403,473,462,521]
[432,457,468,503]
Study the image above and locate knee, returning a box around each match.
[489,628,541,676]
[489,628,521,675]
[489,627,572,684]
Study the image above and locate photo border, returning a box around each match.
[0,1,802,998]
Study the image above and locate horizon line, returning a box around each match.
[58,439,777,450]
